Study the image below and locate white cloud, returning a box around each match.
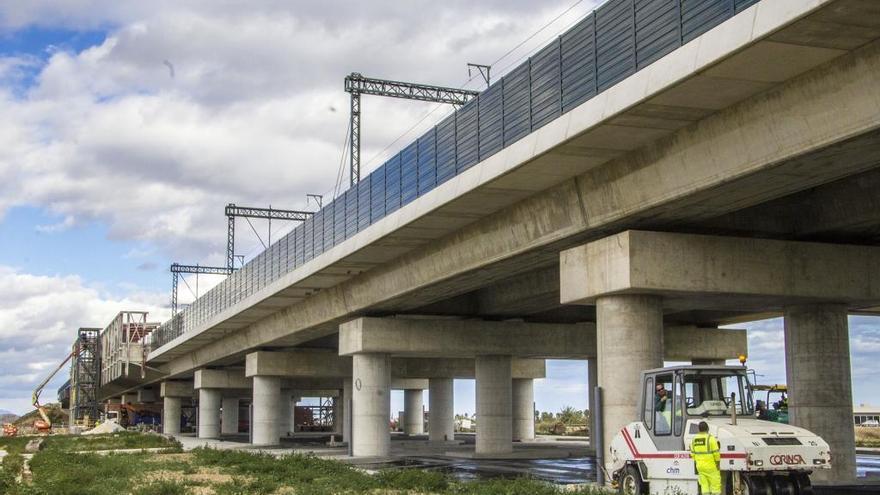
[0,266,166,415]
[0,1,595,265]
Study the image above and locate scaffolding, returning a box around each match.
[100,311,160,386]
[70,328,101,426]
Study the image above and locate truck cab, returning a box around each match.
[609,365,829,495]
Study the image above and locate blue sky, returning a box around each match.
[0,1,878,419]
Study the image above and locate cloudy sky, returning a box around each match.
[0,1,878,417]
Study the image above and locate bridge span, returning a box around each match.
[96,0,880,483]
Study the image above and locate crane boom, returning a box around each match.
[32,351,74,430]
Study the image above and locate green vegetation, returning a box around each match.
[1,432,613,494]
[535,406,590,436]
[856,427,880,448]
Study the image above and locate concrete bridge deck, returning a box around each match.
[99,0,880,485]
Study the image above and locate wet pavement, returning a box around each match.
[174,433,880,488]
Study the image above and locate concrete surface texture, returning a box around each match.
[512,379,535,442]
[221,397,239,435]
[352,353,391,457]
[785,304,857,482]
[198,388,221,439]
[402,389,424,435]
[252,376,282,446]
[475,355,513,456]
[163,396,181,435]
[595,295,664,462]
[428,378,455,442]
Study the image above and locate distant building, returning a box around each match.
[854,404,880,426]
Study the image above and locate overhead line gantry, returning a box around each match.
[344,73,480,187]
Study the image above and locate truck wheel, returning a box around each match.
[618,466,644,495]
[790,472,813,495]
[743,474,770,495]
[771,475,796,495]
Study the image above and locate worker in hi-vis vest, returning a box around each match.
[690,421,722,495]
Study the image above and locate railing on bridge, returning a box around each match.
[148,0,761,352]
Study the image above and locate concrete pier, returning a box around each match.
[163,397,181,435]
[429,378,455,442]
[475,355,513,456]
[252,376,281,446]
[596,295,663,461]
[785,304,856,482]
[221,397,239,435]
[512,378,534,442]
[280,389,291,437]
[352,353,390,457]
[343,378,352,443]
[403,389,424,435]
[198,388,221,439]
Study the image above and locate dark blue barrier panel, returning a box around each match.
[333,193,346,244]
[401,141,419,206]
[285,229,296,272]
[296,222,305,267]
[502,62,530,146]
[456,98,480,173]
[478,82,504,160]
[735,0,758,12]
[561,13,597,113]
[596,0,636,92]
[313,210,324,257]
[371,164,387,223]
[345,185,358,238]
[357,175,371,231]
[636,0,680,69]
[682,0,732,43]
[153,0,765,350]
[417,129,437,196]
[323,200,335,253]
[303,215,314,262]
[530,39,562,130]
[436,114,456,185]
[385,153,402,215]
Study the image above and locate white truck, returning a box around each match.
[608,365,830,495]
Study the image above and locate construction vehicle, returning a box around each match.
[608,364,830,495]
[753,384,788,424]
[31,351,74,433]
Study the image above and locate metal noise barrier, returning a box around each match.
[151,0,765,351]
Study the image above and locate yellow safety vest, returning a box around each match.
[690,432,721,471]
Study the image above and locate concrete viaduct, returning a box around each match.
[102,0,879,483]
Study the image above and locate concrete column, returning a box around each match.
[428,378,455,442]
[198,389,221,439]
[476,355,513,455]
[221,397,239,435]
[596,294,663,466]
[332,395,343,435]
[587,359,598,407]
[352,353,390,457]
[692,359,726,365]
[403,389,424,435]
[512,378,534,442]
[163,397,182,435]
[785,304,856,482]
[252,376,282,446]
[279,389,291,438]
[343,378,352,443]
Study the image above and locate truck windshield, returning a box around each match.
[683,371,754,417]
